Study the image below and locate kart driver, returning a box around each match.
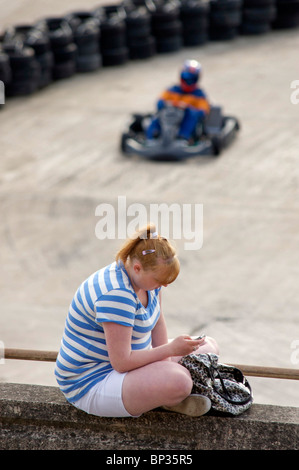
[146,59,210,143]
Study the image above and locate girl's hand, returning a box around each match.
[168,335,205,357]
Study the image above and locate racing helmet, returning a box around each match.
[180,59,201,92]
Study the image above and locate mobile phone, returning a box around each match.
[196,334,206,340]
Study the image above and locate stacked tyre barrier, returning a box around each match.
[125,7,156,59]
[94,5,129,66]
[180,0,210,46]
[209,0,243,40]
[0,0,299,102]
[1,44,39,97]
[34,18,77,81]
[64,12,102,73]
[6,25,53,89]
[150,0,183,53]
[273,0,299,28]
[1,25,52,95]
[242,0,277,35]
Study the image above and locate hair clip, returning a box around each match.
[142,249,156,255]
[151,231,158,239]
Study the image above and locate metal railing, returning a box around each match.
[3,348,299,380]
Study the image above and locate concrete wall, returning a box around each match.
[0,383,298,450]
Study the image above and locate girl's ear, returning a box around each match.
[133,261,142,274]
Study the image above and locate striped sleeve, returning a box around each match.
[95,289,137,327]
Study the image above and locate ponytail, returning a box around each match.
[115,223,180,284]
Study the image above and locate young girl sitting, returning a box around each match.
[55,224,219,418]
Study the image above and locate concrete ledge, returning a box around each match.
[0,383,299,450]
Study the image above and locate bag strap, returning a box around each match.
[211,366,253,405]
[183,353,253,406]
[205,354,253,406]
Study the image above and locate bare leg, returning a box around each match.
[122,360,193,416]
[195,336,219,355]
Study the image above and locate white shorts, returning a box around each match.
[72,370,138,418]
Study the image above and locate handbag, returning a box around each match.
[179,353,253,416]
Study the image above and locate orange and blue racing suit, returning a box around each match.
[146,84,210,140]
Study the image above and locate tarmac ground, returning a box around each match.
[1,0,299,408]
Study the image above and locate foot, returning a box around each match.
[162,394,211,417]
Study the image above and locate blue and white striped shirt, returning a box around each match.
[55,262,161,403]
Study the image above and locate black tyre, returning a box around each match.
[94,7,128,66]
[10,61,41,81]
[100,19,127,50]
[35,50,54,68]
[180,0,209,46]
[6,79,39,96]
[76,53,102,72]
[0,51,12,84]
[212,136,222,156]
[11,25,52,55]
[126,8,152,39]
[64,11,101,50]
[34,50,54,88]
[272,16,299,28]
[241,21,272,34]
[3,45,41,94]
[243,0,275,6]
[272,0,299,28]
[36,17,74,48]
[34,17,77,80]
[38,69,53,88]
[150,0,183,52]
[183,30,208,46]
[52,60,76,80]
[3,44,35,68]
[241,0,277,34]
[129,36,156,59]
[121,132,131,153]
[52,43,77,64]
[125,7,156,59]
[180,0,210,16]
[74,41,99,55]
[210,0,243,11]
[152,19,182,37]
[156,35,182,53]
[102,46,129,66]
[180,12,209,30]
[209,0,242,40]
[243,7,277,22]
[210,26,239,40]
[2,25,53,88]
[151,1,181,26]
[210,10,242,27]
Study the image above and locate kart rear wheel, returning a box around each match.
[211,136,222,156]
[120,132,132,153]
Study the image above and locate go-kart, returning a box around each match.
[121,105,240,161]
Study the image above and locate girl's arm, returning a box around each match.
[151,291,169,348]
[103,321,200,374]
[151,312,169,348]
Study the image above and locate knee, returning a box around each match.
[195,336,219,355]
[166,364,193,404]
[178,371,193,400]
[206,336,220,355]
